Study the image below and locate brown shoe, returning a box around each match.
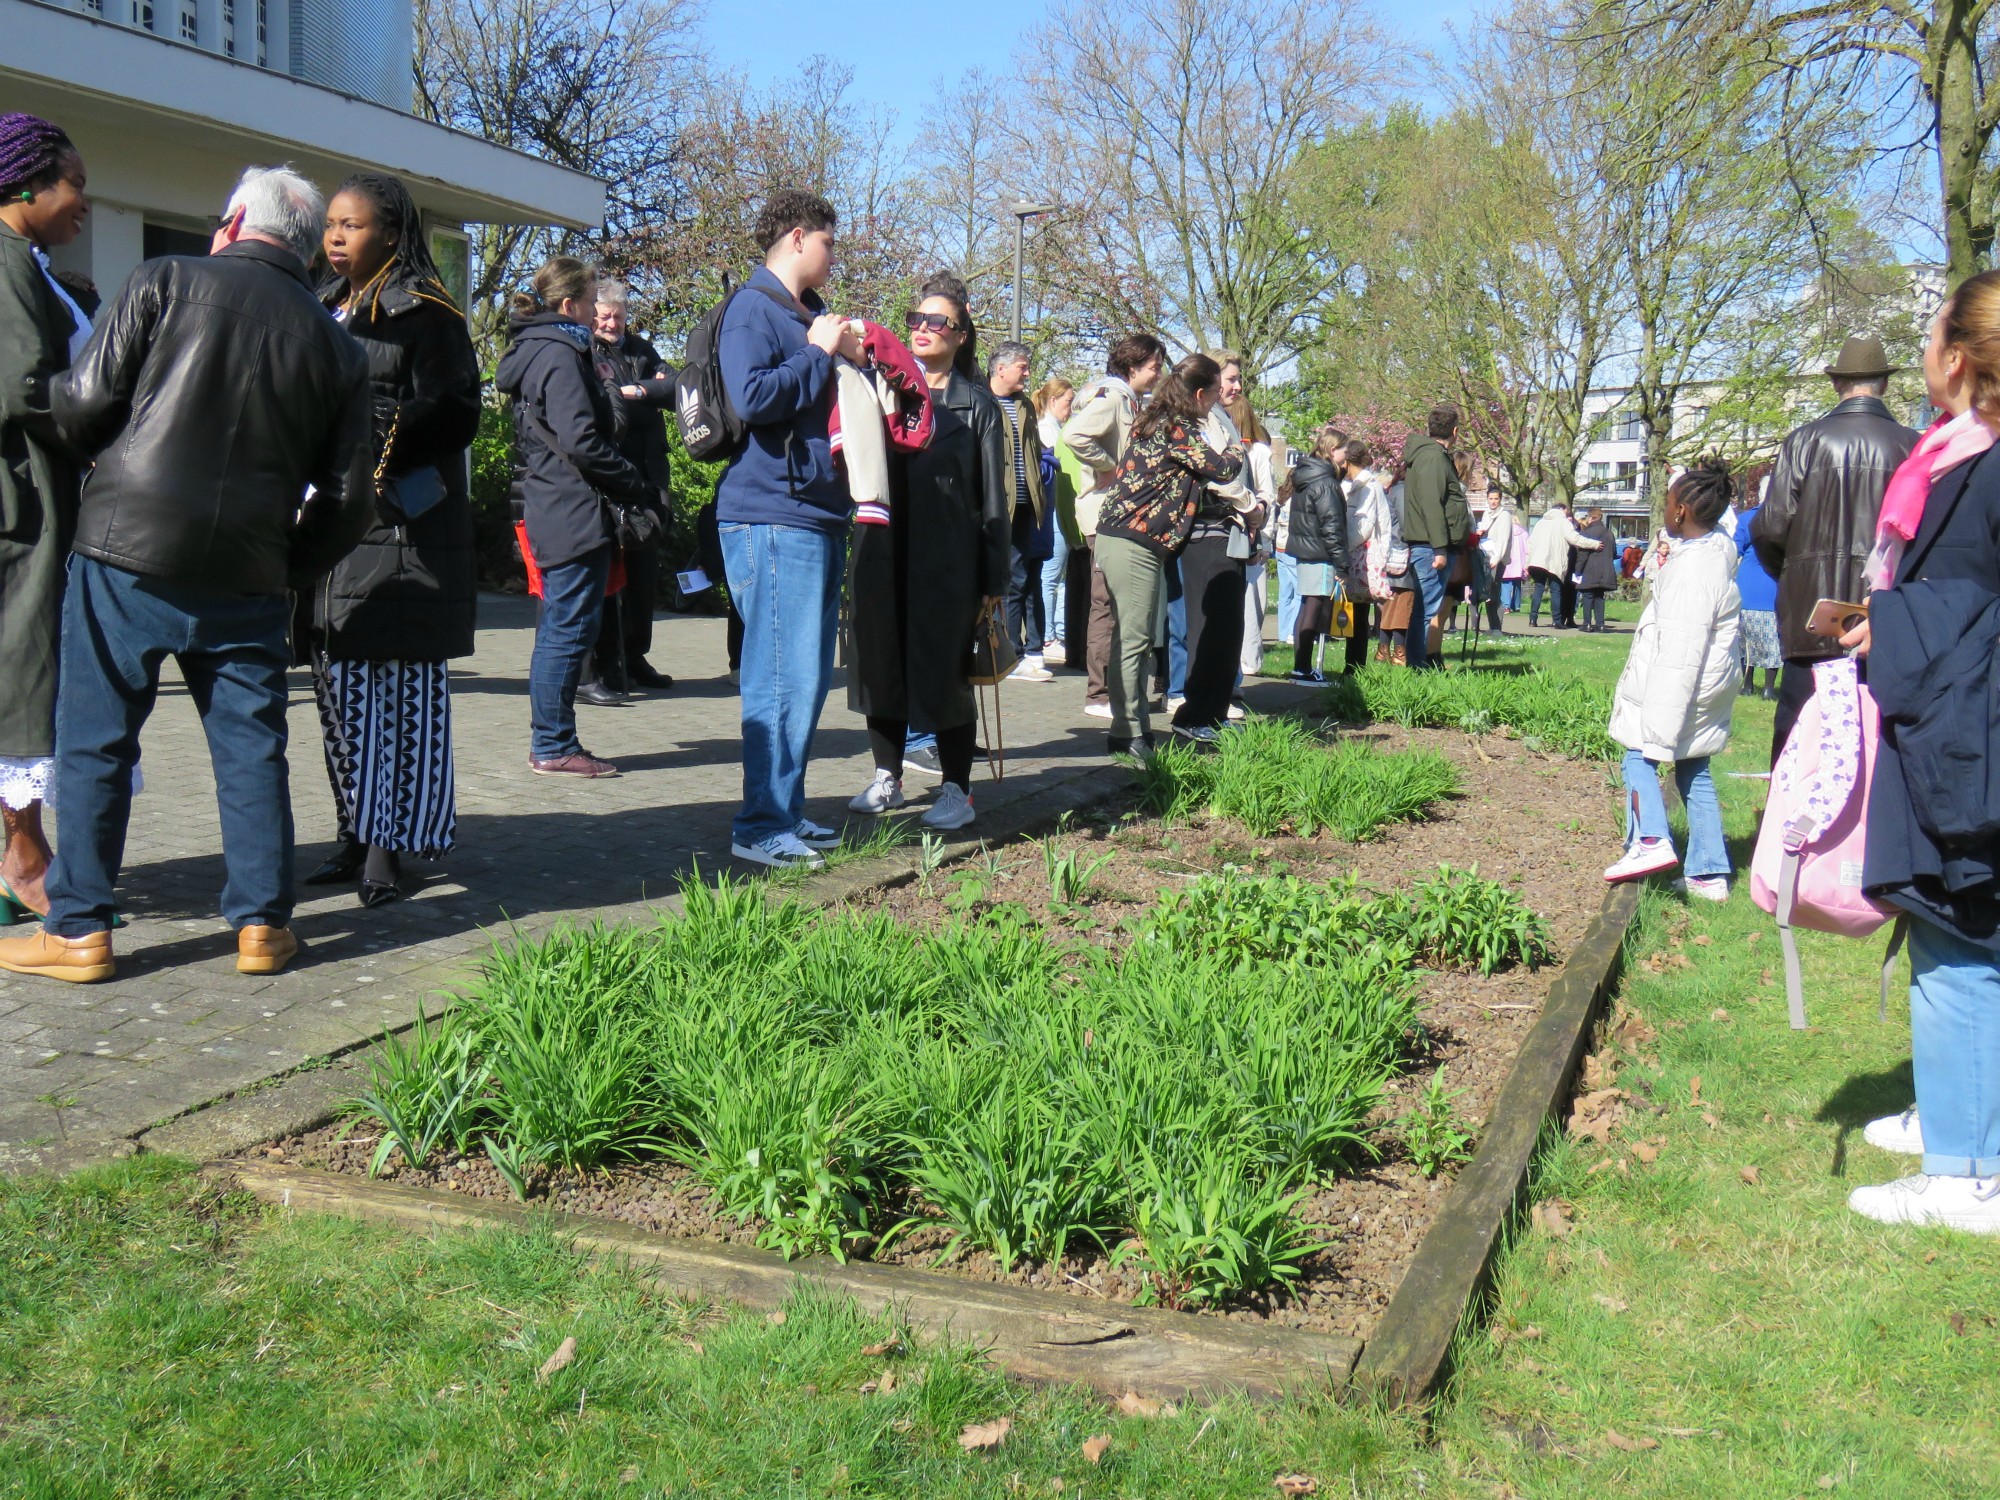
[237,924,298,975]
[529,751,619,778]
[0,928,116,983]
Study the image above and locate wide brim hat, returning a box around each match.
[1824,332,1900,379]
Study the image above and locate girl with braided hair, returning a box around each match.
[302,172,481,907]
[1603,458,1743,897]
[0,113,89,920]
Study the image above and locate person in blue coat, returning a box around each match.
[1733,495,1781,699]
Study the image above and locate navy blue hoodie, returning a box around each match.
[715,265,845,531]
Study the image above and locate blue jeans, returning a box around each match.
[1276,553,1300,644]
[1165,560,1188,701]
[1040,526,1071,645]
[529,545,612,761]
[1621,749,1729,880]
[1501,578,1522,612]
[720,521,846,845]
[45,557,293,936]
[1407,544,1454,670]
[1908,916,2000,1176]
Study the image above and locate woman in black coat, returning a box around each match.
[846,273,1009,831]
[0,115,89,921]
[1283,431,1352,681]
[1573,507,1618,632]
[303,173,481,907]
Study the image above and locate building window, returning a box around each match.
[222,0,234,53]
[179,6,196,40]
[1613,411,1644,442]
[80,0,103,14]
[133,0,154,29]
[256,0,266,63]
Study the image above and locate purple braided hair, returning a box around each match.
[0,114,77,200]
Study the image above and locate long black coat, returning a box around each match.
[848,371,1011,732]
[1575,519,1618,590]
[0,222,80,759]
[312,275,482,662]
[597,330,674,495]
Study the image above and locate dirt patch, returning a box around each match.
[256,726,1618,1343]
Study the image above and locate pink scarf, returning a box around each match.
[1867,408,1997,588]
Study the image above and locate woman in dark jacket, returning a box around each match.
[301,173,481,907]
[1853,271,2000,1233]
[493,256,651,781]
[1574,507,1618,631]
[0,115,89,921]
[846,273,1009,831]
[1283,431,1352,682]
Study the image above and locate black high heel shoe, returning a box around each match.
[304,841,365,885]
[358,847,403,909]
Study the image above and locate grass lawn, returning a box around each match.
[6,623,2000,1496]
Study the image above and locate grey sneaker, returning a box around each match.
[849,769,906,814]
[921,783,976,831]
[1171,723,1221,747]
[902,744,943,778]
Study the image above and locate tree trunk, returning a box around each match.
[1932,0,1995,282]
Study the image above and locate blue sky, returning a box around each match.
[701,1,1483,141]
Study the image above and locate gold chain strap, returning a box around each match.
[372,404,401,496]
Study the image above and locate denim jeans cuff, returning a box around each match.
[44,919,111,940]
[1921,1150,2000,1178]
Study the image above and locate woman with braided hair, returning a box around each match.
[1603,458,1742,898]
[0,113,89,921]
[303,171,481,907]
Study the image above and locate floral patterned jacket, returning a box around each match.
[1094,419,1246,556]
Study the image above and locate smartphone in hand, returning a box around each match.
[1806,597,1869,639]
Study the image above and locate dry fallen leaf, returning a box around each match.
[1530,1199,1572,1238]
[1581,1051,1618,1092]
[1115,1390,1169,1418]
[536,1336,577,1385]
[1693,933,1712,946]
[958,1417,1013,1451]
[1606,1430,1659,1452]
[1701,1111,1720,1129]
[1082,1434,1112,1465]
[1689,1075,1703,1104]
[1746,930,1763,944]
[1710,1007,1731,1023]
[1592,1294,1629,1315]
[1925,1251,1939,1264]
[767,1310,787,1326]
[1950,1312,1969,1337]
[618,1466,639,1484]
[680,1337,705,1355]
[1568,1087,1628,1145]
[1632,1142,1660,1165]
[1740,1165,1762,1186]
[858,1380,880,1396]
[1274,1475,1319,1496]
[879,1367,898,1395]
[861,1336,903,1357]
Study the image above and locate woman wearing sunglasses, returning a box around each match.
[845,274,1010,830]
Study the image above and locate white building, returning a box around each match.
[3,0,601,304]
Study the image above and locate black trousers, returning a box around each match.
[1005,507,1047,654]
[1173,536,1246,730]
[1558,576,1578,627]
[588,536,662,687]
[1344,600,1374,673]
[1771,655,1822,767]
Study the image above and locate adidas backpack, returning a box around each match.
[673,277,799,462]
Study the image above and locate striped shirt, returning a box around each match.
[998,394,1031,510]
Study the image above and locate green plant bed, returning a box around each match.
[1321,661,1618,760]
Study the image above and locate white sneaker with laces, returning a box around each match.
[1864,1108,1924,1156]
[1680,875,1729,902]
[1226,701,1247,721]
[1849,1172,2000,1233]
[731,831,825,870]
[849,769,906,814]
[794,818,843,850]
[1604,838,1679,884]
[1009,656,1055,682]
[1083,702,1114,720]
[921,782,977,830]
[1043,640,1066,665]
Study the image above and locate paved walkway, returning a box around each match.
[0,596,1321,1170]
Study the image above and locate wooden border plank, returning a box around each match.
[213,1162,1361,1403]
[1351,881,1642,1407]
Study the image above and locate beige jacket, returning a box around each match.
[1059,374,1138,538]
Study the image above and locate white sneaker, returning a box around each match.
[1604,838,1679,884]
[1167,696,1187,714]
[731,831,825,870]
[794,818,843,850]
[921,783,976,830]
[1864,1108,1924,1156]
[1009,657,1055,682]
[849,769,905,814]
[1226,701,1247,721]
[1043,640,1067,665]
[1680,876,1729,902]
[1083,702,1114,721]
[1849,1172,2000,1233]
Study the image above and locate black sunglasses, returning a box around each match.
[905,312,961,334]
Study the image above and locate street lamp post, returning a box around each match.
[1008,201,1057,344]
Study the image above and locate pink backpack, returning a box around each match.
[1750,658,1902,1029]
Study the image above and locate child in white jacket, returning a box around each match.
[1604,460,1742,899]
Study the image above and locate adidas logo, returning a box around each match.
[677,385,713,445]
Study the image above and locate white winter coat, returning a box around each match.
[1608,531,1742,762]
[1344,467,1391,594]
[1527,509,1601,574]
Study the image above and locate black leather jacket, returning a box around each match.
[1285,455,1351,575]
[1752,395,1919,660]
[52,240,373,595]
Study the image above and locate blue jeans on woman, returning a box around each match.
[1039,526,1070,647]
[529,545,612,761]
[1621,748,1728,880]
[1908,916,2000,1177]
[1276,552,1300,644]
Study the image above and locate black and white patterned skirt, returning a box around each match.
[311,655,457,858]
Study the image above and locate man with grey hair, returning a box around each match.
[986,339,1053,680]
[0,165,372,987]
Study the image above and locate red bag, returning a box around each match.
[515,521,626,599]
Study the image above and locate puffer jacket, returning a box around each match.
[52,239,373,594]
[1284,454,1351,575]
[494,311,649,570]
[1752,395,1918,661]
[1608,530,1741,762]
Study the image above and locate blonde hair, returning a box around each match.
[1942,270,2000,429]
[1226,396,1269,446]
[1032,376,1074,419]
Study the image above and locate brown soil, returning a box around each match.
[256,725,1618,1343]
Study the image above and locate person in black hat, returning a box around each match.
[1752,332,1919,762]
